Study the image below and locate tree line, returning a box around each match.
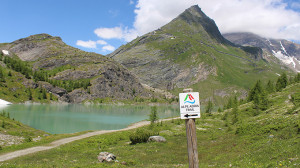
[223,72,300,115]
[1,55,91,92]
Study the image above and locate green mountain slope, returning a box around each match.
[0,34,153,103]
[109,5,292,104]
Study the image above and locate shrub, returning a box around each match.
[149,106,158,125]
[129,129,158,144]
[25,137,32,142]
[1,120,5,128]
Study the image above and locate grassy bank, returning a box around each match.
[0,112,91,155]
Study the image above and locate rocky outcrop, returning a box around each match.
[67,89,91,104]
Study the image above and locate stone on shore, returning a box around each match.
[98,152,116,163]
[148,136,166,142]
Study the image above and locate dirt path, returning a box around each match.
[0,118,178,162]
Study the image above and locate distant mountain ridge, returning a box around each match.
[0,34,152,103]
[224,32,300,72]
[0,5,296,105]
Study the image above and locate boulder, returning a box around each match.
[148,136,166,142]
[97,152,116,163]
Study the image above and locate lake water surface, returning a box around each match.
[2,104,179,134]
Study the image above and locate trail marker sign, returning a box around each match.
[179,92,200,119]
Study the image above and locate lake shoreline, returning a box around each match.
[3,104,179,134]
[0,116,180,162]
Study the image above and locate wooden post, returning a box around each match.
[183,88,199,168]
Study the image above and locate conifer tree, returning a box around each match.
[226,97,233,109]
[233,95,238,106]
[231,104,239,124]
[42,89,47,99]
[248,80,263,102]
[295,73,300,83]
[266,80,274,93]
[28,89,32,100]
[259,89,269,111]
[149,106,158,125]
[0,68,5,82]
[276,73,288,91]
[50,93,53,100]
[205,99,213,115]
[248,80,269,113]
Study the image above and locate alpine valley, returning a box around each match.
[0,5,298,105]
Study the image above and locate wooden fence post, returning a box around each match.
[183,88,199,168]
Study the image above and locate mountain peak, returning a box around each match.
[183,5,206,18]
[12,33,62,44]
[168,5,230,44]
[176,5,210,25]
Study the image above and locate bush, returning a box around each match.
[129,129,158,144]
[25,137,32,142]
[149,106,158,125]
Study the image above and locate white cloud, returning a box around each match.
[130,0,134,5]
[131,0,300,41]
[134,0,196,35]
[83,0,300,53]
[94,26,138,42]
[76,40,97,49]
[97,40,107,45]
[76,39,115,52]
[102,45,116,52]
[94,27,124,39]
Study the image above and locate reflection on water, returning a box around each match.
[2,104,179,134]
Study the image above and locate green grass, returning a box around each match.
[0,68,57,103]
[1,84,299,167]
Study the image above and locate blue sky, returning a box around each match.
[1,0,300,55]
[1,0,136,54]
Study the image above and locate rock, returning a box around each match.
[148,136,166,142]
[38,81,67,97]
[97,152,116,163]
[67,88,91,103]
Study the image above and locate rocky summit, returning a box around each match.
[224,32,300,72]
[0,34,152,103]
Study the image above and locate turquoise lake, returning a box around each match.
[1,104,180,134]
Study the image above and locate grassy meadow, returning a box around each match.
[0,83,299,167]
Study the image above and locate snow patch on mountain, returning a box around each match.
[272,50,299,71]
[280,41,289,56]
[267,39,274,46]
[1,50,9,55]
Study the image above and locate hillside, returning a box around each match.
[0,34,153,103]
[1,81,299,167]
[109,5,292,104]
[224,32,300,72]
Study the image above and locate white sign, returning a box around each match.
[179,92,200,119]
